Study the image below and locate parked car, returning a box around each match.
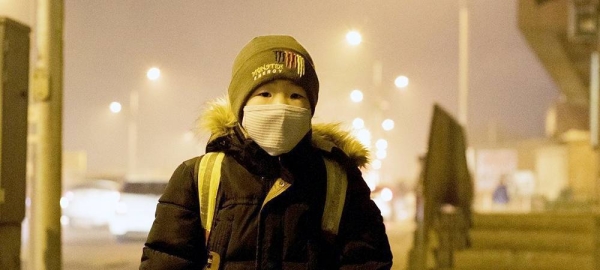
[60,179,121,228]
[371,184,416,222]
[371,186,395,221]
[108,181,168,240]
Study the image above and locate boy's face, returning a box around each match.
[245,80,311,111]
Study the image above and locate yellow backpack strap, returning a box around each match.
[198,153,346,238]
[321,157,348,235]
[197,152,226,235]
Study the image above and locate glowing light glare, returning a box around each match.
[352,118,365,129]
[371,159,382,170]
[346,31,362,46]
[184,131,194,142]
[375,139,388,150]
[350,89,363,103]
[147,67,161,81]
[395,75,409,88]
[60,197,69,209]
[382,119,395,131]
[60,215,70,226]
[356,128,371,148]
[381,188,393,202]
[376,149,387,159]
[363,171,379,191]
[109,102,122,113]
[116,202,128,214]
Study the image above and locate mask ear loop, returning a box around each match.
[234,123,251,143]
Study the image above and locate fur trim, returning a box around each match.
[197,98,369,167]
[312,123,369,167]
[197,96,237,139]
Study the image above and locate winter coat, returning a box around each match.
[140,99,393,269]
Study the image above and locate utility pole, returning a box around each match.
[590,51,598,149]
[30,0,63,269]
[591,2,600,210]
[128,89,139,178]
[458,0,469,128]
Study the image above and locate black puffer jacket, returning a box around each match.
[140,99,393,269]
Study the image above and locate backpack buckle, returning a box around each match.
[205,251,220,270]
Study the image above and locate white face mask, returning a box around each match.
[242,104,312,156]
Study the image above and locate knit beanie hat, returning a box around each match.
[228,35,319,121]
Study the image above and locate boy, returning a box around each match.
[141,35,393,269]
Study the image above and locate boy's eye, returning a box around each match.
[290,93,305,99]
[257,92,271,97]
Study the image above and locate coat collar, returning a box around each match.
[196,97,370,168]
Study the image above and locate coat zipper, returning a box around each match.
[256,157,291,269]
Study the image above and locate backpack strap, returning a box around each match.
[197,152,226,236]
[197,152,348,237]
[322,157,348,235]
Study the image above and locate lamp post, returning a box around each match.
[31,0,64,269]
[458,0,469,127]
[345,30,407,186]
[128,89,139,178]
[127,67,160,178]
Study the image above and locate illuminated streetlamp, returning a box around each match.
[381,119,395,131]
[183,131,194,142]
[380,187,393,202]
[345,30,404,185]
[109,102,122,113]
[394,75,409,89]
[147,67,161,81]
[346,30,362,46]
[372,159,382,170]
[375,138,388,150]
[129,67,160,177]
[376,149,387,160]
[352,118,365,129]
[355,128,372,149]
[350,89,364,103]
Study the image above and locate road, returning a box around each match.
[21,221,415,270]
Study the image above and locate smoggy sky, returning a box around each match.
[9,1,560,183]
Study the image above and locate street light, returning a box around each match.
[346,30,362,46]
[458,0,469,127]
[394,75,409,89]
[345,30,404,185]
[355,128,372,149]
[183,130,195,142]
[128,67,160,178]
[109,102,122,113]
[375,139,388,150]
[353,118,365,129]
[381,119,395,131]
[147,67,161,81]
[376,149,387,160]
[372,159,382,170]
[350,89,364,103]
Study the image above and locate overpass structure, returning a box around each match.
[519,0,595,136]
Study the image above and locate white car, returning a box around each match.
[371,186,395,221]
[108,181,168,240]
[60,179,121,228]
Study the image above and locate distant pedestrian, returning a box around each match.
[140,35,393,269]
[492,175,510,205]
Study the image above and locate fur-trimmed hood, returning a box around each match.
[197,97,369,168]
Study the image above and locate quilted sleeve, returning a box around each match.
[140,157,208,270]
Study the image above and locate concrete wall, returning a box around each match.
[565,135,599,201]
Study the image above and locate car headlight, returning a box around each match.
[116,202,128,214]
[60,197,70,209]
[380,188,393,202]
